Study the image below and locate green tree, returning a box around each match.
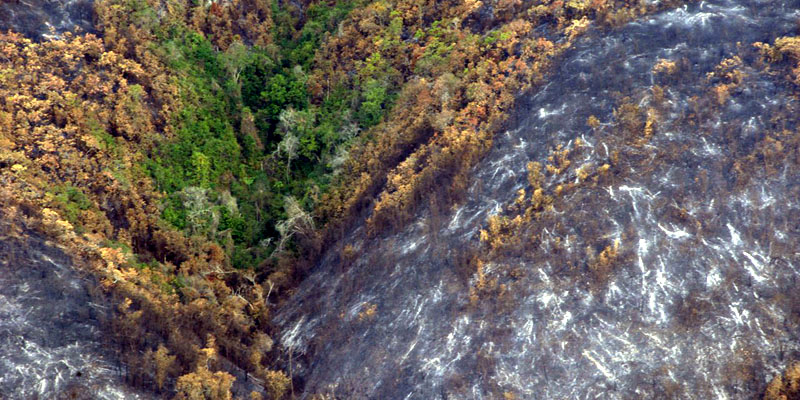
[191,151,211,187]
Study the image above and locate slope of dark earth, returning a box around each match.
[276,1,800,398]
[0,210,151,399]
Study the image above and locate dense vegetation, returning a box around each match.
[15,0,800,398]
[102,0,375,271]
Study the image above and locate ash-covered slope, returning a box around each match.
[0,217,151,399]
[276,1,800,398]
[0,0,94,41]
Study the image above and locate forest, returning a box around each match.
[2,0,800,397]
